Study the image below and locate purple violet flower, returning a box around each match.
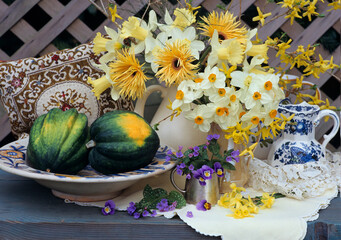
[192,169,206,186]
[151,210,157,217]
[196,200,212,211]
[186,211,193,218]
[231,150,240,158]
[102,200,115,215]
[206,135,214,141]
[176,166,183,175]
[142,210,149,217]
[176,151,183,158]
[134,212,141,219]
[178,146,183,151]
[188,153,193,158]
[234,156,240,162]
[160,199,168,206]
[165,156,171,162]
[193,151,199,157]
[203,145,207,149]
[186,173,191,179]
[167,149,173,155]
[127,202,136,215]
[201,165,213,180]
[189,164,194,171]
[226,156,233,162]
[179,162,186,168]
[214,162,224,177]
[213,134,220,140]
[193,146,200,152]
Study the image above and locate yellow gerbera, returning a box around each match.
[109,49,149,100]
[154,40,198,86]
[199,11,248,44]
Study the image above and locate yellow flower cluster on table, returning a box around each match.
[218,183,276,219]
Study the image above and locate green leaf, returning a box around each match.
[222,162,236,171]
[143,185,167,201]
[167,191,186,208]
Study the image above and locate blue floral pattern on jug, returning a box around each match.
[284,119,313,136]
[273,141,323,167]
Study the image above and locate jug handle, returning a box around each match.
[315,109,340,148]
[170,167,186,193]
[134,85,168,117]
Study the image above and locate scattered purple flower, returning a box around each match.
[186,173,191,179]
[234,156,240,162]
[102,200,115,215]
[151,210,157,217]
[142,210,149,217]
[189,164,194,171]
[133,212,141,219]
[193,146,200,152]
[226,156,233,162]
[186,211,193,218]
[167,149,173,155]
[188,153,193,158]
[165,156,171,162]
[178,146,183,151]
[196,200,211,211]
[193,151,199,157]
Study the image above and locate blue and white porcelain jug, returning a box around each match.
[268,101,340,167]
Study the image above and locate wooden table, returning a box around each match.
[0,169,340,240]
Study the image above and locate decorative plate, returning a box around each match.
[0,138,175,202]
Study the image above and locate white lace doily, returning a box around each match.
[248,151,341,199]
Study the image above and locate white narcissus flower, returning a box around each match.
[199,66,226,90]
[145,31,168,73]
[185,105,214,132]
[241,105,265,127]
[230,71,254,102]
[207,101,239,130]
[172,80,202,110]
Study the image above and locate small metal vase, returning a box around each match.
[170,168,219,205]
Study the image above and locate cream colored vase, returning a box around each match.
[135,85,207,150]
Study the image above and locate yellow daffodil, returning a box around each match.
[87,76,112,99]
[173,8,196,30]
[92,32,109,55]
[260,193,275,209]
[121,16,148,41]
[247,44,269,62]
[252,7,272,26]
[218,193,231,208]
[108,5,122,23]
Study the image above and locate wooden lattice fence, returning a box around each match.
[0,0,340,150]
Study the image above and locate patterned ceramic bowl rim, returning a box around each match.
[0,137,175,183]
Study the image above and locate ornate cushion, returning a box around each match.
[0,43,133,138]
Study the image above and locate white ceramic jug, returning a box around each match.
[134,85,207,150]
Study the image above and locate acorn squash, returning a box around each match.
[27,108,90,174]
[88,110,160,174]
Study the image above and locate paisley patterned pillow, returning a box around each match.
[0,43,133,138]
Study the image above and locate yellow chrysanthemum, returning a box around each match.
[109,49,149,100]
[199,11,248,44]
[154,40,198,86]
